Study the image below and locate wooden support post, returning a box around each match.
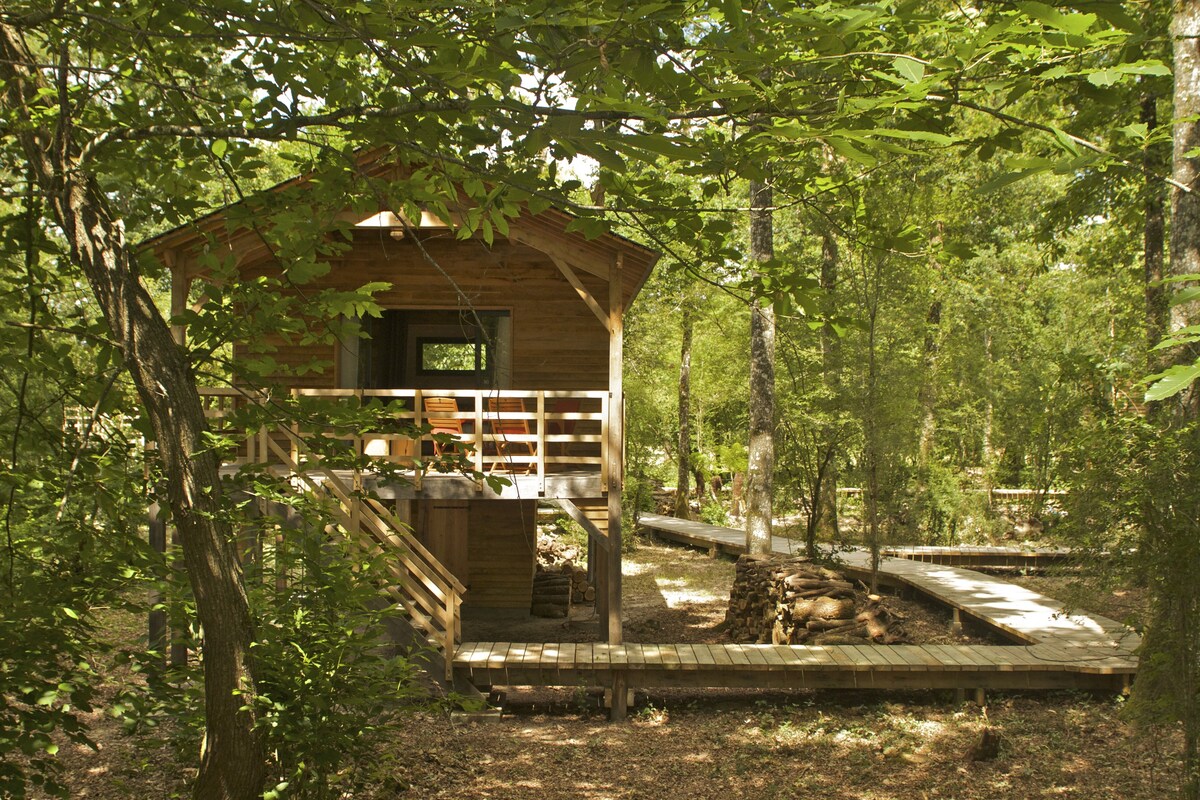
[951,607,963,635]
[168,261,189,348]
[610,671,629,721]
[148,499,167,669]
[607,253,625,721]
[973,687,986,707]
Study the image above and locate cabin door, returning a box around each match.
[417,500,469,588]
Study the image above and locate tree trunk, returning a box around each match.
[1144,92,1168,356]
[1138,9,1200,798]
[674,306,694,520]
[746,177,776,554]
[863,305,882,593]
[917,299,942,464]
[816,228,840,545]
[1171,8,1200,796]
[0,25,266,800]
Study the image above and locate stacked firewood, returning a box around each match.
[530,570,571,618]
[724,555,907,645]
[531,533,596,617]
[536,533,581,569]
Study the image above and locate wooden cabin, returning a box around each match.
[145,166,659,648]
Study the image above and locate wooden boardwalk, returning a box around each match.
[452,516,1138,695]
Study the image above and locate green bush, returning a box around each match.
[700,501,729,527]
[248,520,422,800]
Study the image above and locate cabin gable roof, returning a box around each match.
[142,160,660,312]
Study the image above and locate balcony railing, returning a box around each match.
[199,387,611,494]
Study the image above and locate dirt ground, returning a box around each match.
[37,536,1177,800]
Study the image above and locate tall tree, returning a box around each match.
[745,175,776,554]
[674,305,695,520]
[1132,7,1200,797]
[0,24,266,800]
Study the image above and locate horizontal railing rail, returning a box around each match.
[199,387,610,493]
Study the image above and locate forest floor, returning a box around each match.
[43,536,1173,800]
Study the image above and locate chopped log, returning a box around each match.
[804,617,862,632]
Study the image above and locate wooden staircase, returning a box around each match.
[260,428,466,683]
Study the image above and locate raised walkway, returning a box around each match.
[451,516,1139,696]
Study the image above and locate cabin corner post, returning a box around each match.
[607,252,627,720]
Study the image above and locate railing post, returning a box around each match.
[600,393,609,491]
[290,388,300,468]
[537,392,546,494]
[444,591,457,683]
[473,390,484,479]
[413,389,424,491]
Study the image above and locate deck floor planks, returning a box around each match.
[759,646,788,671]
[743,646,772,669]
[725,644,752,668]
[556,642,576,671]
[676,644,700,670]
[709,644,734,668]
[626,642,645,668]
[640,643,663,668]
[694,644,718,668]
[659,644,682,670]
[452,519,1137,691]
[593,643,611,670]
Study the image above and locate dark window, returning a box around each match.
[356,309,509,389]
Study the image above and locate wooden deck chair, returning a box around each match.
[423,396,465,457]
[486,397,535,474]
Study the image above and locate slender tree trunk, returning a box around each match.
[816,229,841,546]
[917,300,942,463]
[982,328,995,504]
[1136,9,1200,799]
[674,306,694,520]
[746,177,776,554]
[1171,7,1200,795]
[863,305,881,593]
[1144,93,1168,356]
[0,25,266,800]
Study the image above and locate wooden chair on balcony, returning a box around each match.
[486,397,535,474]
[423,396,467,457]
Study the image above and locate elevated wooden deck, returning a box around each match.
[454,640,1133,692]
[451,516,1139,696]
[880,544,1073,569]
[636,514,1136,652]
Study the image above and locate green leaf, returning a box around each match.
[1146,362,1200,402]
[979,167,1045,193]
[211,139,228,159]
[826,137,877,166]
[1017,2,1097,36]
[892,56,925,84]
[1171,286,1200,307]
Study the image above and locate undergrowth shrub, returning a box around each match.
[248,517,423,800]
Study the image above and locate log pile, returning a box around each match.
[530,532,595,617]
[530,570,571,618]
[724,555,908,645]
